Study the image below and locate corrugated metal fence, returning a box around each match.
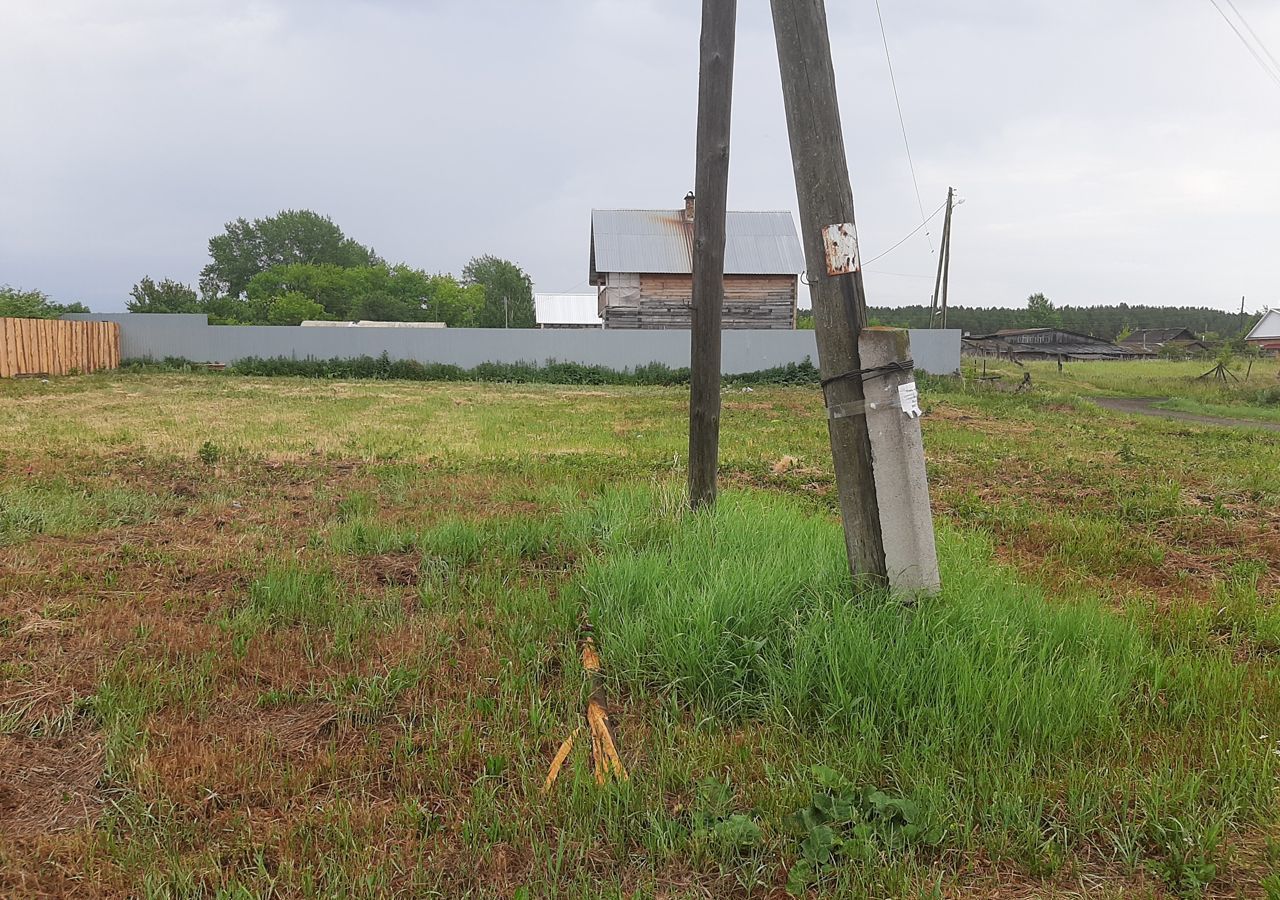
[63,314,964,377]
[0,317,120,378]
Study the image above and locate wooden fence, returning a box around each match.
[0,318,120,378]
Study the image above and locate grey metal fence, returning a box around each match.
[65,314,961,376]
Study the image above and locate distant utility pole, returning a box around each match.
[929,187,954,329]
[770,0,888,583]
[688,0,737,510]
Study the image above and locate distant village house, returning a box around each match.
[962,327,1141,362]
[1118,327,1210,356]
[589,193,804,329]
[1245,309,1280,354]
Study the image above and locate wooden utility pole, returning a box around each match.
[770,0,887,582]
[688,0,737,510]
[930,187,953,329]
[939,193,953,329]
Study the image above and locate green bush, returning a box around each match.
[121,353,823,387]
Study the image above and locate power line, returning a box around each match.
[861,198,948,267]
[1206,0,1280,90]
[1222,0,1280,75]
[874,0,933,251]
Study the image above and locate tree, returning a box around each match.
[1025,292,1062,328]
[127,277,201,314]
[200,210,379,299]
[0,286,89,318]
[462,255,534,328]
[247,263,357,319]
[243,262,484,326]
[425,276,485,327]
[349,291,419,323]
[266,292,328,325]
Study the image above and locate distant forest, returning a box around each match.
[797,304,1259,341]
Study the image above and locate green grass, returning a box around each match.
[0,367,1277,897]
[563,488,1276,882]
[580,490,1155,746]
[983,357,1280,413]
[219,564,404,658]
[1157,395,1280,424]
[0,477,158,545]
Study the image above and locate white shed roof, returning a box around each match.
[534,294,601,326]
[1246,309,1280,341]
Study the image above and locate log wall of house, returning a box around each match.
[602,274,796,330]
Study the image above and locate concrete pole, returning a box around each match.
[858,328,941,594]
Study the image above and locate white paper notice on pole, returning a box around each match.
[897,381,922,418]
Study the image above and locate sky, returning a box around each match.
[1,0,1278,314]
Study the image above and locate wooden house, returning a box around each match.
[1119,327,1210,356]
[964,327,1140,362]
[1245,309,1280,354]
[589,194,804,329]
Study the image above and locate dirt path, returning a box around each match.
[1094,397,1280,432]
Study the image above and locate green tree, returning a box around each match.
[462,255,534,328]
[426,276,485,327]
[266,292,329,325]
[127,277,201,314]
[1025,292,1062,328]
[0,285,89,318]
[200,210,379,299]
[247,263,357,319]
[349,291,419,322]
[243,262,483,326]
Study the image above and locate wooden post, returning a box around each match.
[930,187,953,329]
[939,188,953,330]
[770,0,887,583]
[688,0,737,510]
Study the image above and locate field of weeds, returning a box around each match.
[1,366,1278,898]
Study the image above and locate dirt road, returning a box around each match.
[1093,397,1280,433]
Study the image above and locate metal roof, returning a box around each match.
[1246,309,1280,341]
[534,293,602,326]
[591,209,804,278]
[1120,327,1200,344]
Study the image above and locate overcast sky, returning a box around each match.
[2,0,1277,314]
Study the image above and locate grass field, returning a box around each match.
[1,361,1278,898]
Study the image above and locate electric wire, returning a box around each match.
[1222,0,1280,76]
[1206,0,1280,90]
[874,0,933,250]
[861,198,948,268]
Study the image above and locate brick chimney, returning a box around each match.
[683,191,695,222]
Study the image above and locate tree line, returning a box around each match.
[872,297,1258,342]
[128,209,536,327]
[799,293,1262,342]
[0,286,88,319]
